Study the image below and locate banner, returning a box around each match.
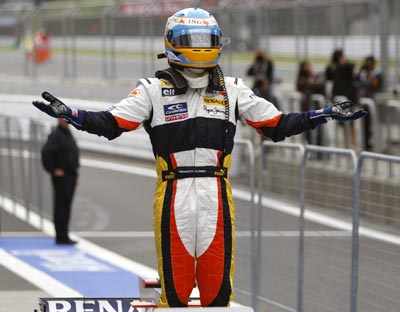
[39,298,147,312]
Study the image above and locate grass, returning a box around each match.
[0,44,398,67]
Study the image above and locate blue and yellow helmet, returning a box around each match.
[164,8,223,69]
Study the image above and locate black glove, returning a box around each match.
[309,97,368,122]
[33,92,83,128]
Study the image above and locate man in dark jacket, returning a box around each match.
[247,50,274,90]
[42,118,79,245]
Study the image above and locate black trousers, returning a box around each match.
[52,174,77,241]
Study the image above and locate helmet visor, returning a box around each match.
[169,27,222,48]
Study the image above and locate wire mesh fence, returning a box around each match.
[356,152,400,312]
[301,146,357,312]
[0,0,399,86]
[0,115,50,232]
[256,142,304,312]
[229,139,257,309]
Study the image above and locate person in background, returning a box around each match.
[297,60,325,145]
[358,56,382,98]
[247,49,274,90]
[325,49,358,149]
[325,49,343,87]
[41,118,80,245]
[357,55,382,150]
[254,78,280,111]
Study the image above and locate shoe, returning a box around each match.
[56,238,77,245]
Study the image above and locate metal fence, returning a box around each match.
[0,114,400,312]
[0,0,399,85]
[0,115,50,233]
[1,0,400,154]
[354,152,400,312]
[257,141,400,312]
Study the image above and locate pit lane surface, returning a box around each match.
[1,151,400,312]
[69,163,325,312]
[28,155,400,312]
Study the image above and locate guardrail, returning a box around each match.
[352,152,400,312]
[0,115,399,312]
[256,141,399,312]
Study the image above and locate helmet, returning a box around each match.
[164,8,223,69]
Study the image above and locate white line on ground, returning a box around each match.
[0,249,81,297]
[0,195,209,302]
[71,230,351,238]
[3,151,397,245]
[0,231,46,237]
[80,157,400,247]
[0,195,159,282]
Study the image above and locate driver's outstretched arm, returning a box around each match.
[236,78,366,142]
[33,84,151,140]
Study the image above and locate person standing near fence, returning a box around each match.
[296,60,325,145]
[32,8,367,307]
[325,49,358,149]
[41,118,79,245]
[357,55,382,150]
[247,50,274,90]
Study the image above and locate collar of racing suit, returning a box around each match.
[177,69,209,89]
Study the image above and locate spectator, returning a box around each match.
[325,49,343,86]
[41,118,80,245]
[254,79,280,111]
[325,49,358,149]
[357,55,382,150]
[357,55,382,98]
[247,49,274,90]
[296,60,325,145]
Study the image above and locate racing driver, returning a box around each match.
[33,8,366,308]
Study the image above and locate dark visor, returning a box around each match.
[171,33,221,48]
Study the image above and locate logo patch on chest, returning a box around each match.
[163,102,188,121]
[162,88,176,96]
[203,95,226,117]
[203,96,225,106]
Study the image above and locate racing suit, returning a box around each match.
[70,69,324,307]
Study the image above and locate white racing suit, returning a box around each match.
[77,69,324,307]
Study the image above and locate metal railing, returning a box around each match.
[255,141,399,312]
[301,146,357,312]
[0,114,400,312]
[231,139,257,309]
[257,142,305,312]
[353,152,400,312]
[0,115,50,232]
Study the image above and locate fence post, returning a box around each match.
[101,8,109,79]
[16,121,28,218]
[297,145,358,312]
[259,142,304,312]
[379,0,390,91]
[352,151,400,312]
[109,9,117,80]
[234,139,257,310]
[297,146,306,312]
[70,9,78,79]
[5,118,16,214]
[0,116,4,234]
[350,154,363,312]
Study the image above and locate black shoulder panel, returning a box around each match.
[155,68,188,95]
